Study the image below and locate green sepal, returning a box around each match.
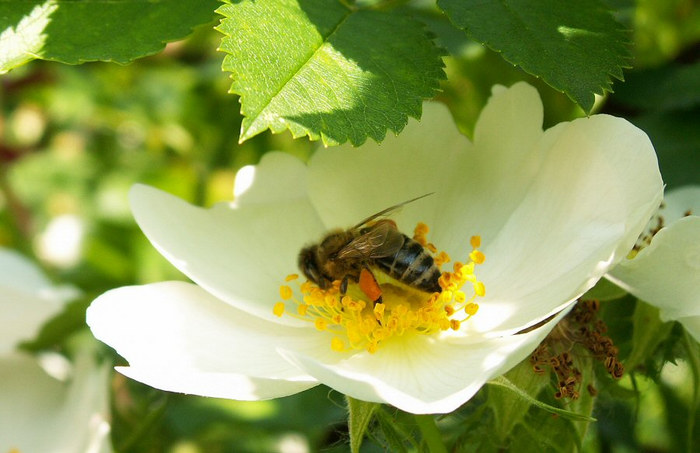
[346,396,379,453]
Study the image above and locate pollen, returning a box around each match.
[280,285,293,300]
[469,250,485,264]
[470,235,481,248]
[275,222,486,353]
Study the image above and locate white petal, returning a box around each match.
[660,186,700,222]
[280,310,569,414]
[87,281,325,399]
[0,249,79,351]
[607,216,700,321]
[0,286,63,352]
[233,152,309,204]
[307,102,471,229]
[0,248,53,292]
[472,114,662,334]
[129,179,325,324]
[117,366,316,401]
[53,352,112,453]
[0,351,111,453]
[473,82,546,185]
[306,84,662,336]
[0,353,64,452]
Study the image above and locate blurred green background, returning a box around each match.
[1,1,698,451]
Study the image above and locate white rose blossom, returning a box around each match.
[607,186,700,342]
[0,248,72,353]
[0,248,112,453]
[87,82,663,414]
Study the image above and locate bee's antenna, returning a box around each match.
[353,192,435,228]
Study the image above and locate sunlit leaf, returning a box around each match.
[216,0,445,146]
[0,0,218,73]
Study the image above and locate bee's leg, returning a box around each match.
[340,275,351,295]
[359,267,383,305]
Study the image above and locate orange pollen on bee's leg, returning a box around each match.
[274,222,486,353]
[359,268,383,302]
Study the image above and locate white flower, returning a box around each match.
[0,248,79,353]
[607,186,700,341]
[0,248,112,453]
[0,351,112,453]
[87,82,663,414]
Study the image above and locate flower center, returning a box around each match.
[274,223,486,353]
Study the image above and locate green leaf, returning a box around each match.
[625,301,673,372]
[216,0,445,146]
[0,0,219,73]
[488,359,551,443]
[488,376,596,423]
[374,408,412,453]
[586,278,628,301]
[612,61,700,111]
[346,396,379,453]
[630,110,700,189]
[496,356,597,452]
[414,414,448,453]
[509,405,585,453]
[437,0,630,112]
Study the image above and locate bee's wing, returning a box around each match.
[351,193,434,229]
[337,221,405,260]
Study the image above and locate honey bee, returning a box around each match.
[298,194,441,303]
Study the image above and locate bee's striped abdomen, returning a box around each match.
[376,235,441,293]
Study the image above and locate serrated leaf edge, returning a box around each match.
[216,2,445,146]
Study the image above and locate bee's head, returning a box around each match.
[298,245,330,289]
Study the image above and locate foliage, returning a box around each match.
[1,0,698,452]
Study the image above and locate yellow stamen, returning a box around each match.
[275,222,486,353]
[331,337,345,352]
[413,222,430,246]
[474,281,486,297]
[435,251,451,267]
[280,285,293,300]
[470,250,485,264]
[374,303,386,321]
[285,273,299,281]
[315,318,328,331]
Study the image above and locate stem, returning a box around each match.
[346,396,379,453]
[116,395,168,452]
[682,331,699,453]
[414,414,447,453]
